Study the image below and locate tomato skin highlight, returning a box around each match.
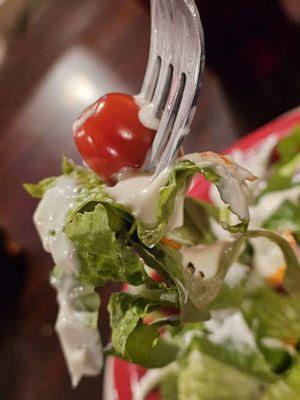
[73,93,156,183]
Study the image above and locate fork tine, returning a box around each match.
[141,0,204,173]
[141,56,161,103]
[151,0,204,174]
[150,0,174,114]
[145,72,186,170]
[156,0,205,172]
[140,1,163,102]
[152,62,173,116]
[156,85,197,172]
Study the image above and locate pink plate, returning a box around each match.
[105,107,300,400]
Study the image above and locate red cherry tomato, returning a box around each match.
[73,93,156,183]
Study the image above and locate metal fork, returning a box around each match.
[141,0,205,176]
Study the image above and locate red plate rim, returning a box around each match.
[110,107,300,400]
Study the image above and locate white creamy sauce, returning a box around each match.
[108,151,253,229]
[180,242,226,279]
[251,237,285,278]
[205,310,257,351]
[33,176,80,274]
[231,135,277,181]
[249,186,300,228]
[217,165,250,220]
[225,262,249,287]
[209,217,232,241]
[134,94,160,131]
[209,186,229,215]
[166,188,185,231]
[181,243,248,287]
[185,152,254,222]
[210,135,300,279]
[260,337,286,349]
[106,167,172,226]
[33,177,103,386]
[51,273,103,387]
[249,186,300,277]
[209,137,277,217]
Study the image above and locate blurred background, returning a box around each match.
[0,0,299,399]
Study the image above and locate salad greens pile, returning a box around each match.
[25,128,300,398]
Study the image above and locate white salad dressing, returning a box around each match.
[180,242,226,279]
[185,152,254,222]
[33,176,80,274]
[232,135,277,182]
[33,176,103,386]
[249,185,300,228]
[134,94,160,131]
[51,273,103,387]
[224,262,250,287]
[205,310,257,351]
[210,135,300,279]
[261,337,287,350]
[106,167,183,227]
[166,188,185,231]
[208,136,276,217]
[107,151,253,230]
[251,238,285,278]
[248,186,300,277]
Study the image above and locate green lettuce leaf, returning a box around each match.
[261,127,300,195]
[108,292,179,368]
[241,288,300,373]
[25,158,130,229]
[169,197,218,246]
[65,204,145,286]
[62,157,102,185]
[154,228,300,323]
[177,345,265,400]
[208,283,246,311]
[170,309,277,383]
[25,156,252,251]
[152,243,211,323]
[194,334,277,383]
[262,357,300,400]
[137,153,253,247]
[219,230,300,296]
[24,157,102,199]
[160,370,179,400]
[263,200,300,242]
[154,239,247,317]
[24,176,57,198]
[276,127,300,168]
[242,288,300,341]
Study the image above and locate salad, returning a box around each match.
[25,93,300,399]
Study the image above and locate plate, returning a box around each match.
[104,107,300,400]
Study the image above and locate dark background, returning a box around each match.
[0,0,299,399]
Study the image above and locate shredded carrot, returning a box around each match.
[220,154,234,166]
[143,310,164,325]
[283,337,298,348]
[266,265,286,286]
[160,237,182,250]
[283,229,297,248]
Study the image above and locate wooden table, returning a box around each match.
[0,1,298,399]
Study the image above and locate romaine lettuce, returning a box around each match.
[108,292,179,368]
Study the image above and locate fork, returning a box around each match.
[141,0,205,177]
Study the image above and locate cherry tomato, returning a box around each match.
[73,93,156,183]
